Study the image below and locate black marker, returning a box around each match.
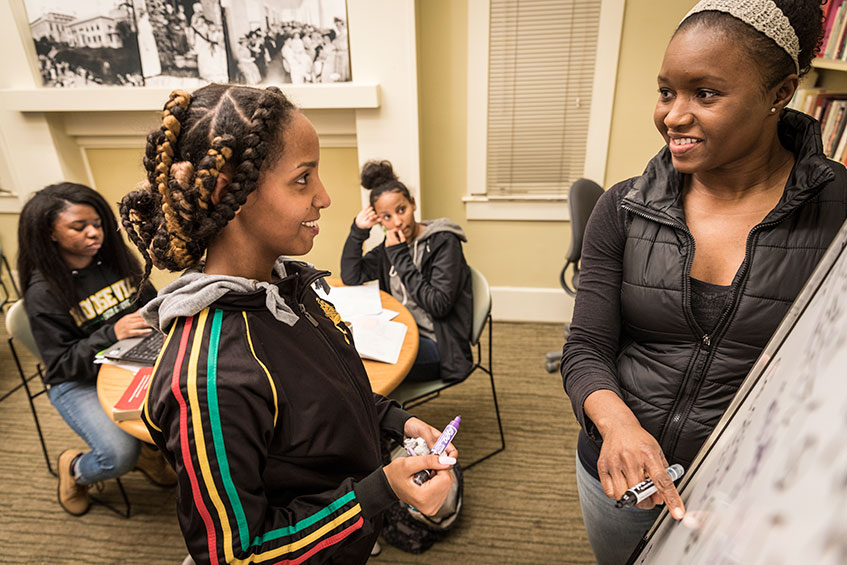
[616,464,685,508]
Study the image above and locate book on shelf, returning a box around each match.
[112,366,153,422]
[820,0,847,63]
[789,87,826,114]
[825,101,847,155]
[793,89,847,165]
[834,120,847,163]
[822,0,842,50]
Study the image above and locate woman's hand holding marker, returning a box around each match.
[383,453,455,516]
[382,416,459,516]
[404,417,458,459]
[587,390,686,519]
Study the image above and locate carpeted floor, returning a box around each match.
[0,315,595,564]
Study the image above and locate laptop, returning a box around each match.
[101,331,165,366]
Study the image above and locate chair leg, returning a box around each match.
[2,252,20,298]
[90,477,132,519]
[463,368,506,470]
[9,338,55,476]
[465,315,506,470]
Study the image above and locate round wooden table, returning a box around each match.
[97,286,419,443]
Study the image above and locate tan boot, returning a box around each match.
[57,449,90,516]
[135,444,177,487]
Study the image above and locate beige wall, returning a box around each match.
[417,0,570,289]
[0,213,18,296]
[604,0,694,185]
[1,0,694,295]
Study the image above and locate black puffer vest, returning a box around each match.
[617,110,847,469]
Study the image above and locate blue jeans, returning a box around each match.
[575,453,661,565]
[405,336,440,382]
[48,380,141,485]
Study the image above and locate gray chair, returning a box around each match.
[6,300,131,517]
[544,178,604,373]
[389,266,505,469]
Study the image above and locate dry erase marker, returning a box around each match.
[615,464,685,508]
[413,416,461,485]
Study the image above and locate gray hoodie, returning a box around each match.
[141,257,324,332]
[388,218,468,341]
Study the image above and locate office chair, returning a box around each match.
[6,300,131,517]
[389,266,505,469]
[544,178,604,373]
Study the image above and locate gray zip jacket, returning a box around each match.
[341,218,474,382]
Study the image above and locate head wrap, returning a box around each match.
[682,0,800,74]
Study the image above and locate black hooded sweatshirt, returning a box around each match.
[141,260,412,564]
[24,259,155,386]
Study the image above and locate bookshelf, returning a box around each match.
[812,58,847,73]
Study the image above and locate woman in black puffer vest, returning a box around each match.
[561,2,847,563]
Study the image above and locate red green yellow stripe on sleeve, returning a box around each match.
[143,317,177,433]
[170,314,220,565]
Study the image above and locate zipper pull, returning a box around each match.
[299,304,319,327]
[701,334,711,348]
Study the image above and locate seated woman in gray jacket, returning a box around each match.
[561,1,847,563]
[341,160,473,383]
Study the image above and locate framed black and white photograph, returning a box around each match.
[221,0,350,86]
[134,0,229,87]
[24,0,144,87]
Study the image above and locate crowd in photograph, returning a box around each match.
[234,17,349,85]
[36,52,144,88]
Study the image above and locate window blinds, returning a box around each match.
[486,0,602,197]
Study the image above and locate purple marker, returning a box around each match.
[413,416,461,485]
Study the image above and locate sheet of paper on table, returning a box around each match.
[375,309,398,321]
[351,317,408,365]
[314,283,383,321]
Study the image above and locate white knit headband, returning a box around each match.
[682,0,800,74]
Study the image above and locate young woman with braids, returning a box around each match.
[340,160,473,383]
[561,1,847,563]
[120,84,457,564]
[17,183,176,517]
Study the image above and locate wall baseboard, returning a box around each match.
[490,286,574,323]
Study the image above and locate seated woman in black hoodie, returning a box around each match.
[17,183,176,517]
[341,160,473,383]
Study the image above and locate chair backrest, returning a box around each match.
[560,178,604,296]
[469,266,491,346]
[6,300,43,363]
[565,178,604,263]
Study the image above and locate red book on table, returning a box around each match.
[112,366,153,422]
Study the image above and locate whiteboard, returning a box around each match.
[629,220,847,565]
